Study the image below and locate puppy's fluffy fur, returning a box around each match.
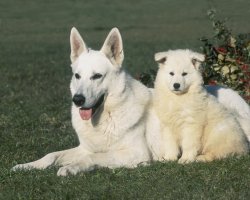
[153,49,249,163]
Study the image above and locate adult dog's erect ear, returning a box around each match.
[100,28,124,67]
[70,27,88,63]
[154,52,168,66]
[190,51,205,70]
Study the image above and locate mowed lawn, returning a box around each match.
[1,0,250,199]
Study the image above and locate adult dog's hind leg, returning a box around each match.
[12,146,85,171]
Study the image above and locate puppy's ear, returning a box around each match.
[100,28,124,68]
[190,52,205,70]
[70,27,88,63]
[154,52,168,66]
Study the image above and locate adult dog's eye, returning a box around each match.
[91,73,103,80]
[182,72,188,76]
[169,72,174,76]
[75,73,81,79]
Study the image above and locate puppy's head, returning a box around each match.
[154,49,204,95]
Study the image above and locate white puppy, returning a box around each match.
[147,49,249,163]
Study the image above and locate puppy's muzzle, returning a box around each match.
[173,83,181,90]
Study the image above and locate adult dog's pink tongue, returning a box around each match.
[79,109,92,120]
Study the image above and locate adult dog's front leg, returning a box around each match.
[57,149,149,176]
[12,146,85,171]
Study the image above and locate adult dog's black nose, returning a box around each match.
[173,83,180,90]
[72,94,85,107]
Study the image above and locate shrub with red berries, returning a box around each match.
[201,9,250,103]
[139,9,250,104]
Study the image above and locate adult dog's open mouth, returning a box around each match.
[79,94,105,120]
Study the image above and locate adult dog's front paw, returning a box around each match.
[57,165,81,176]
[57,163,94,176]
[11,163,33,171]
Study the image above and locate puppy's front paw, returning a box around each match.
[161,154,178,162]
[195,154,213,162]
[178,156,196,164]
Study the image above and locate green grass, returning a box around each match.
[1,0,250,199]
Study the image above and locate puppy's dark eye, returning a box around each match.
[182,72,188,76]
[91,73,103,80]
[169,72,174,76]
[75,73,81,79]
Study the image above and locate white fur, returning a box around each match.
[12,27,152,176]
[205,85,250,141]
[12,32,250,174]
[147,49,249,162]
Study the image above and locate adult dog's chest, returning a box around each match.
[73,109,122,152]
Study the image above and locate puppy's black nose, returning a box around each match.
[173,83,180,90]
[72,94,85,107]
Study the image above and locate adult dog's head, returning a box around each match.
[69,27,124,120]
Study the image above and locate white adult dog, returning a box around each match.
[146,50,250,162]
[12,27,152,176]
